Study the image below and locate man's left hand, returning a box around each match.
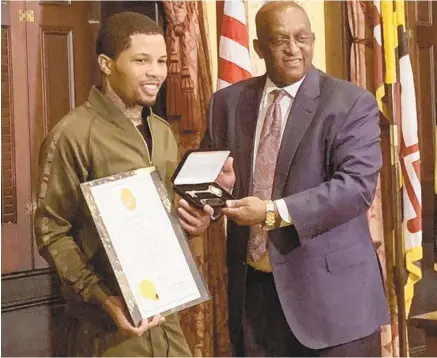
[178,199,214,238]
[221,196,266,226]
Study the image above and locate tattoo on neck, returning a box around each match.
[104,85,142,123]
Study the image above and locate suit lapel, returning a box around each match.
[234,76,265,197]
[273,67,322,198]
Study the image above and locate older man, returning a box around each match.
[203,2,389,356]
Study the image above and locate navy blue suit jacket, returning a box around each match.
[201,67,390,349]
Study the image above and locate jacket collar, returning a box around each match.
[87,86,156,127]
[87,86,127,124]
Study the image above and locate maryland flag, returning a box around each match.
[373,0,422,317]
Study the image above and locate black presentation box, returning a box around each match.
[172,150,235,218]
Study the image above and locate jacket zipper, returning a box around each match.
[130,118,153,166]
[147,116,155,163]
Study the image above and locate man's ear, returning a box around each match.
[253,39,264,59]
[310,32,316,52]
[97,54,113,76]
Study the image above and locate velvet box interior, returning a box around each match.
[172,150,235,216]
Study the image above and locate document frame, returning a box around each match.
[80,167,210,326]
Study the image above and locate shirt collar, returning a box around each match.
[263,75,306,99]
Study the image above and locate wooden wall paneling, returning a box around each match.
[41,28,75,132]
[216,1,224,50]
[1,26,17,226]
[405,2,437,357]
[87,1,102,87]
[101,1,164,28]
[416,1,433,25]
[1,0,33,274]
[1,269,65,356]
[2,2,101,357]
[2,302,66,357]
[25,1,96,268]
[324,1,349,81]
[414,0,436,245]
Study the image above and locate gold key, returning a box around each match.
[186,185,223,198]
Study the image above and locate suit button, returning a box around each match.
[241,260,246,266]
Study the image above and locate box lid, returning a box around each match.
[172,150,230,185]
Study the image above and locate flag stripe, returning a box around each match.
[218,57,251,84]
[223,0,246,24]
[218,0,251,92]
[221,15,249,48]
[395,0,422,317]
[217,79,232,89]
[219,36,251,73]
[400,153,422,235]
[381,0,397,84]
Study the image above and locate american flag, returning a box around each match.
[217,0,251,90]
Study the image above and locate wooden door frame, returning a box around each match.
[1,0,33,273]
[406,1,437,246]
[324,1,350,81]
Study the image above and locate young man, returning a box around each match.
[203,1,389,356]
[35,12,211,357]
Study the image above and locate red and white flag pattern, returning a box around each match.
[217,0,252,90]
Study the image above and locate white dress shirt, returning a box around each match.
[253,76,305,224]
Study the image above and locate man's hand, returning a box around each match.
[221,196,266,226]
[103,296,164,337]
[215,157,236,193]
[177,199,214,238]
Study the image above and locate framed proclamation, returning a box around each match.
[80,167,210,326]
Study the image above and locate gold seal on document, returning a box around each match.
[120,188,136,211]
[140,280,159,300]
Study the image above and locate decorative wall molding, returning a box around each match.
[1,269,64,311]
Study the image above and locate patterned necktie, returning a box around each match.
[249,89,287,262]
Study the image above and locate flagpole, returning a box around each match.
[387,85,409,357]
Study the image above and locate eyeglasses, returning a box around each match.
[262,33,314,52]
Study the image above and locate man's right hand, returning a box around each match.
[103,296,165,337]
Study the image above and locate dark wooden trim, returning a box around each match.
[324,1,350,81]
[216,1,224,54]
[1,268,63,311]
[2,296,65,313]
[1,1,10,26]
[87,1,102,87]
[1,0,33,274]
[2,301,68,357]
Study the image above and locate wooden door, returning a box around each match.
[1,1,33,274]
[25,0,98,268]
[2,2,100,356]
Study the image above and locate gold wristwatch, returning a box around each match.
[264,200,276,229]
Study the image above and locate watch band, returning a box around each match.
[264,200,276,228]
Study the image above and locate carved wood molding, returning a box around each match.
[1,27,17,225]
[1,268,64,311]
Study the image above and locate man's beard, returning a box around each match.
[135,91,158,107]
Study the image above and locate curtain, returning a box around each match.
[163,1,231,356]
[347,1,399,357]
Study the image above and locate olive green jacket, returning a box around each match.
[34,87,179,309]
